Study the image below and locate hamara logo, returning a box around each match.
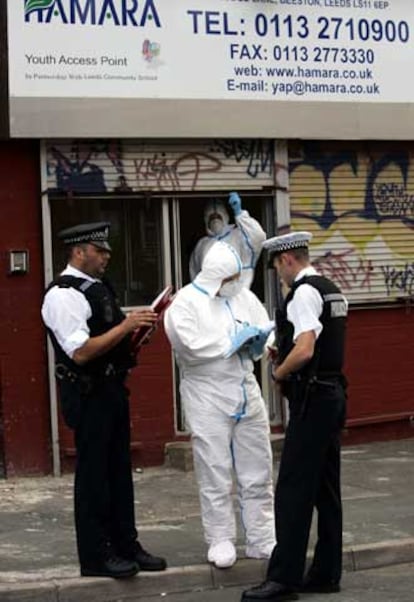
[25,0,55,14]
[24,0,162,27]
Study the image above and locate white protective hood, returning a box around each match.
[193,241,242,298]
[204,199,231,237]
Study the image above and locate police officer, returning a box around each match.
[42,222,167,579]
[241,232,348,602]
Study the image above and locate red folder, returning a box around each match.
[130,285,173,352]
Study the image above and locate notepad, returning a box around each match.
[130,285,173,351]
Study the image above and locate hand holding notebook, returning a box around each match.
[130,285,173,351]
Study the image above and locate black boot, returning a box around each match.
[241,581,299,601]
[300,574,340,593]
[122,541,167,571]
[81,550,139,579]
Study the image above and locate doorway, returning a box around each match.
[169,193,281,432]
[173,193,267,294]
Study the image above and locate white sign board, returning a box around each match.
[7,0,413,103]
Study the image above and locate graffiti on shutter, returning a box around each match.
[289,141,414,304]
[46,140,275,194]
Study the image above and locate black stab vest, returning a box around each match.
[277,275,347,381]
[45,275,135,376]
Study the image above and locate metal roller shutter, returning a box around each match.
[288,141,414,304]
[46,139,275,194]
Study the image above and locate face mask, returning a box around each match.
[209,217,225,236]
[219,279,244,298]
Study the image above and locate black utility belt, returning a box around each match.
[309,376,337,389]
[55,364,81,383]
[55,363,128,384]
[287,373,344,390]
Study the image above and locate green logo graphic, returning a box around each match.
[25,0,56,17]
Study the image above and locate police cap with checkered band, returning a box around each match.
[263,231,312,266]
[58,221,112,251]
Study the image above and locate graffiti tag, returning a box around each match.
[211,139,274,179]
[134,152,222,191]
[375,183,414,218]
[313,249,374,292]
[48,141,126,193]
[381,263,414,296]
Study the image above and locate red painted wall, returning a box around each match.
[344,306,414,441]
[129,326,175,466]
[0,140,52,476]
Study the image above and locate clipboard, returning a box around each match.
[130,285,173,351]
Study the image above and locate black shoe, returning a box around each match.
[81,554,139,579]
[241,580,299,601]
[300,579,340,593]
[126,541,167,572]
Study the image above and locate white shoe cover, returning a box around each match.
[207,541,237,568]
[245,543,275,559]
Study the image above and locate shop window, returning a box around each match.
[50,196,163,306]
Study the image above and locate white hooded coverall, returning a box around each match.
[189,200,266,289]
[164,242,275,554]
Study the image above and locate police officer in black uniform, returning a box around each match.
[242,231,348,602]
[42,222,167,578]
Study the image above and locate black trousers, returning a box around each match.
[60,376,137,567]
[267,380,346,587]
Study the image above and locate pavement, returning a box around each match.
[0,438,413,601]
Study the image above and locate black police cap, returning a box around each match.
[57,221,112,251]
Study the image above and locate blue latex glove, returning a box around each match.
[228,191,242,217]
[224,324,261,359]
[247,329,270,361]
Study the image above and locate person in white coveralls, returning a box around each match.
[164,241,275,569]
[189,192,266,289]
